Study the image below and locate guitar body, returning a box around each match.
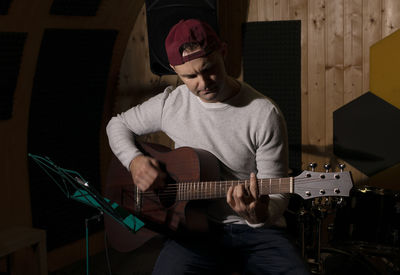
[104,142,220,251]
[104,142,353,252]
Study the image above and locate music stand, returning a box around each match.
[28,154,145,274]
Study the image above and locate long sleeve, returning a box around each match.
[255,104,290,227]
[106,87,171,170]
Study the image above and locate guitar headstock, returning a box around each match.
[293,167,353,200]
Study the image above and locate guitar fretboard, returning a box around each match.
[176,178,293,201]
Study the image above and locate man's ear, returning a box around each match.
[170,64,177,72]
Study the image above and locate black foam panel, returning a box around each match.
[242,21,302,173]
[50,0,102,16]
[145,0,218,76]
[0,32,27,120]
[334,92,400,176]
[28,29,117,250]
[0,0,12,14]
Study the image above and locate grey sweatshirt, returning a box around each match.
[106,82,289,227]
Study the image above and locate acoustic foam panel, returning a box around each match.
[242,21,302,174]
[145,0,218,76]
[333,91,400,176]
[28,29,117,250]
[50,0,102,16]
[370,29,400,109]
[0,0,12,14]
[0,32,27,120]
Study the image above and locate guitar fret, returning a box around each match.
[269,179,271,194]
[179,176,295,201]
[279,178,281,193]
[212,182,215,199]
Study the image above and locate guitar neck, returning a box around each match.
[176,177,293,201]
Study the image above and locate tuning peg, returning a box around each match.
[324,163,331,172]
[338,163,346,172]
[309,162,317,172]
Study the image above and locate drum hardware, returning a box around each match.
[333,186,400,248]
[290,161,400,274]
[295,163,350,274]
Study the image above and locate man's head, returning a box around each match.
[165,19,233,103]
[165,19,222,66]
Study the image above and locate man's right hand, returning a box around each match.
[129,155,166,191]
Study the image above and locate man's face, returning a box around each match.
[172,48,228,103]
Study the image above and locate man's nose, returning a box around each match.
[198,74,211,89]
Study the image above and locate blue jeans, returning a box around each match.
[152,224,310,275]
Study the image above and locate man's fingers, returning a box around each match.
[226,186,235,208]
[131,156,166,191]
[249,172,259,199]
[233,185,248,209]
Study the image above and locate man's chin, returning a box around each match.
[199,94,218,103]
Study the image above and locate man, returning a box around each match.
[106,19,309,274]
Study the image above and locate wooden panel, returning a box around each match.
[325,0,344,164]
[382,0,400,37]
[0,0,144,270]
[248,0,274,22]
[344,0,363,103]
[307,0,327,168]
[289,0,309,168]
[362,0,382,94]
[218,0,249,78]
[274,0,290,20]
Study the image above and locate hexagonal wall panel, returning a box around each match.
[370,29,400,109]
[333,92,400,176]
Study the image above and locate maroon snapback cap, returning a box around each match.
[165,19,221,66]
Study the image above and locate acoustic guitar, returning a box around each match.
[104,142,353,250]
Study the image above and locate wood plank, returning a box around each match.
[325,0,344,165]
[344,0,363,103]
[307,0,327,169]
[362,0,382,94]
[218,0,248,78]
[381,0,400,37]
[248,0,274,22]
[117,4,160,112]
[274,0,290,20]
[289,0,309,169]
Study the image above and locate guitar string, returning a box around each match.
[120,177,347,200]
[121,178,347,193]
[122,176,344,190]
[123,176,345,190]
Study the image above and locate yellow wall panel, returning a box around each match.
[370,29,400,109]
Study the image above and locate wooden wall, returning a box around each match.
[0,0,399,272]
[0,0,143,271]
[118,0,400,185]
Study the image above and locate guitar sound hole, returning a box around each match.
[158,178,177,209]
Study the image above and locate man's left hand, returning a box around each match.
[227,172,270,224]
